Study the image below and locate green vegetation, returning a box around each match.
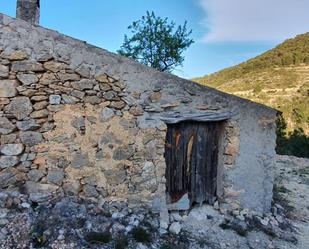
[31,223,48,248]
[114,235,129,249]
[276,114,309,158]
[131,227,152,243]
[118,11,194,72]
[194,33,309,155]
[85,231,112,244]
[160,244,173,249]
[219,220,231,230]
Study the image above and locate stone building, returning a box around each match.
[0,3,277,223]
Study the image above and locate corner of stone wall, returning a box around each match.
[220,119,242,211]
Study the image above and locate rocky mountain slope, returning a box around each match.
[194,33,309,134]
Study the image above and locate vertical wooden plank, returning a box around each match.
[166,122,189,203]
[203,123,210,202]
[205,123,213,202]
[194,123,204,204]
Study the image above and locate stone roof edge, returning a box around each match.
[0,13,278,114]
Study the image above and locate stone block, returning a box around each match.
[100,107,114,121]
[24,181,58,194]
[109,101,126,110]
[4,97,33,120]
[0,80,17,97]
[113,145,134,160]
[70,89,85,99]
[0,98,9,105]
[0,168,25,188]
[20,131,43,146]
[75,64,91,78]
[11,61,44,72]
[85,90,97,96]
[16,119,40,131]
[57,73,80,82]
[103,90,117,100]
[82,184,99,198]
[0,156,19,169]
[37,53,54,62]
[29,193,53,203]
[40,122,54,133]
[0,65,9,78]
[71,153,90,168]
[30,109,49,119]
[170,211,182,222]
[0,143,24,156]
[61,94,79,104]
[0,117,16,135]
[40,73,58,85]
[2,50,28,60]
[43,61,67,72]
[72,79,94,90]
[27,169,45,182]
[16,74,38,85]
[47,169,64,185]
[0,134,17,144]
[169,222,182,234]
[63,182,81,195]
[225,141,239,156]
[31,95,48,101]
[95,73,109,83]
[33,101,49,110]
[99,83,111,91]
[49,95,61,105]
[84,96,101,104]
[129,105,144,116]
[71,116,85,131]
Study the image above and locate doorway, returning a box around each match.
[165,121,224,207]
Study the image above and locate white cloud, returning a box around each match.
[200,0,309,42]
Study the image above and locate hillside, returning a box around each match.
[194,33,309,134]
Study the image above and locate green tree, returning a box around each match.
[118,11,194,72]
[276,114,309,158]
[276,113,288,155]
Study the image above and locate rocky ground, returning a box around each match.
[0,155,308,249]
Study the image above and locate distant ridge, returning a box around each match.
[194,33,309,134]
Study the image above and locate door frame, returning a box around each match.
[164,120,226,209]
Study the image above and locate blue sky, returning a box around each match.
[0,0,308,78]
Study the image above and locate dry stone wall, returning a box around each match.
[0,52,168,209]
[0,13,277,213]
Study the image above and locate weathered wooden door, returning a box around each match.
[165,121,222,206]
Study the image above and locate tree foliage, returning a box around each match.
[118,11,194,72]
[276,114,309,158]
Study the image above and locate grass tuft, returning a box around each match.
[131,227,151,243]
[85,231,112,244]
